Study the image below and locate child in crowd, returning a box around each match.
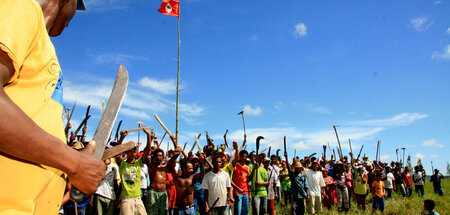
[372,172,385,213]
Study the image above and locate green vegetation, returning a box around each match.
[273,179,449,215]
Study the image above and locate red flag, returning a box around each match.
[158,0,180,17]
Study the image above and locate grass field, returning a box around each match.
[273,179,449,215]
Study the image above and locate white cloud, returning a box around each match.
[422,139,444,148]
[138,77,177,95]
[274,102,284,110]
[249,35,258,41]
[434,1,441,5]
[430,154,439,158]
[351,113,428,127]
[432,44,450,60]
[293,23,307,37]
[243,105,262,116]
[380,154,391,160]
[409,16,433,31]
[64,77,205,124]
[91,51,149,65]
[415,153,426,160]
[446,27,450,34]
[308,104,331,114]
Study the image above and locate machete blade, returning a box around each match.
[93,65,128,158]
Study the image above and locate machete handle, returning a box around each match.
[69,186,85,203]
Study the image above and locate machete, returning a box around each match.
[114,120,123,141]
[195,133,202,152]
[70,64,128,202]
[84,105,91,127]
[64,102,76,132]
[73,115,91,136]
[126,126,154,134]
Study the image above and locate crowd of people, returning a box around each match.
[1,1,446,215]
[60,125,446,215]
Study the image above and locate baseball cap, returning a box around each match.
[77,0,86,10]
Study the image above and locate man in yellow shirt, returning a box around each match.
[0,0,105,214]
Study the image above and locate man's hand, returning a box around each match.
[174,146,182,156]
[120,130,128,138]
[142,126,150,135]
[232,141,238,150]
[229,196,235,204]
[205,205,210,215]
[67,141,106,194]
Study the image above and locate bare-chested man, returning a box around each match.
[167,146,205,214]
[143,134,185,215]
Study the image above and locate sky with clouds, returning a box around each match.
[53,0,449,174]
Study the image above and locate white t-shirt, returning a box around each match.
[140,164,149,189]
[304,168,325,196]
[413,172,424,186]
[267,165,280,200]
[201,170,231,208]
[96,163,120,200]
[384,173,395,189]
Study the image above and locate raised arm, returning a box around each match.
[142,127,154,164]
[232,141,239,165]
[117,130,128,145]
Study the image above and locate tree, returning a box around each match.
[407,154,412,173]
[417,158,422,167]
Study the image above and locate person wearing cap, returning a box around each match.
[284,151,308,215]
[354,167,368,211]
[0,0,106,214]
[303,160,325,214]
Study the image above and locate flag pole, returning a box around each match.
[175,1,181,146]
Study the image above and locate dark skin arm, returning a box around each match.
[168,146,182,179]
[142,127,154,164]
[232,141,239,165]
[0,51,105,194]
[117,130,128,145]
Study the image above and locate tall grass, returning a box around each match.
[273,179,449,215]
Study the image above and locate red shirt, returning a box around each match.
[166,173,177,208]
[232,163,250,195]
[402,172,412,186]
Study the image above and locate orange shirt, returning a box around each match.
[232,163,250,195]
[372,180,385,198]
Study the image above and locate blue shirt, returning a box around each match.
[289,168,309,199]
[193,168,204,191]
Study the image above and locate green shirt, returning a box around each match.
[119,158,143,198]
[249,164,268,197]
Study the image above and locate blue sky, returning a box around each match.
[54,0,449,174]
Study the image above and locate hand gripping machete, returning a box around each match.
[70,65,128,202]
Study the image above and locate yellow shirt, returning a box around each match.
[0,0,66,214]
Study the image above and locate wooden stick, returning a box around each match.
[333,125,343,159]
[102,141,135,161]
[154,114,177,147]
